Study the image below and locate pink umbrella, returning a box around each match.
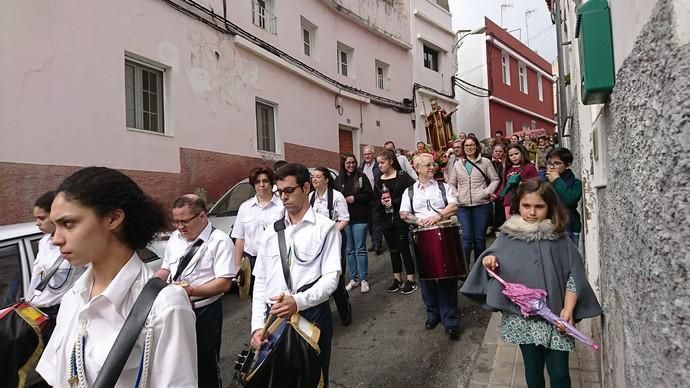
[486,267,599,350]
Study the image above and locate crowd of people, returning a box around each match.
[12,131,600,388]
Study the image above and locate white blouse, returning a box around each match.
[36,253,198,387]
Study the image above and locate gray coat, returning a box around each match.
[461,216,602,321]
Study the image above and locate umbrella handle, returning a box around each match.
[485,267,508,286]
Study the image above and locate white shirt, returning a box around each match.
[397,155,419,180]
[36,254,198,387]
[250,208,341,333]
[400,180,459,219]
[308,188,350,222]
[162,221,235,307]
[231,194,284,256]
[27,234,87,308]
[362,161,376,187]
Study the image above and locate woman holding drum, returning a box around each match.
[400,153,462,340]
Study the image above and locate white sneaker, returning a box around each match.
[360,280,370,293]
[345,280,360,292]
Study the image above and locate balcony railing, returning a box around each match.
[252,0,277,35]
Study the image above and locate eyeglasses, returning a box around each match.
[274,185,302,196]
[172,212,202,227]
[464,144,477,149]
[547,161,565,168]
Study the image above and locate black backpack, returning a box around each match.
[309,187,335,220]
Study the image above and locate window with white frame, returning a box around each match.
[125,58,165,133]
[537,74,544,101]
[256,100,277,153]
[531,120,537,129]
[501,52,511,85]
[505,120,513,134]
[337,42,354,77]
[301,16,316,57]
[518,62,528,94]
[252,0,277,34]
[423,44,439,72]
[375,60,389,90]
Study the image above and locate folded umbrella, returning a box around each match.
[485,267,599,350]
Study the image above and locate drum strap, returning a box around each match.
[407,181,447,215]
[273,218,292,292]
[172,227,214,282]
[33,256,66,294]
[92,277,167,388]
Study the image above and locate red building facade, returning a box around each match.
[484,18,556,136]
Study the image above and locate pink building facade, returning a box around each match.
[455,17,556,140]
[0,0,456,224]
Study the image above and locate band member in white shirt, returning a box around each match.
[250,163,342,384]
[155,194,234,388]
[36,167,197,387]
[27,191,87,323]
[400,153,462,341]
[232,167,284,272]
[309,166,352,326]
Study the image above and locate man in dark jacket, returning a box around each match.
[359,145,384,254]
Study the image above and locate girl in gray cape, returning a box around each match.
[461,179,602,388]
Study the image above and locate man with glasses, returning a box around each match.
[155,194,234,388]
[250,163,342,383]
[359,145,384,254]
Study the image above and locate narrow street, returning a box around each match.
[217,250,491,387]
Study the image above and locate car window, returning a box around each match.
[209,182,255,216]
[29,236,41,258]
[0,243,23,306]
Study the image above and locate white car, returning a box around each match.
[207,168,338,236]
[0,222,165,307]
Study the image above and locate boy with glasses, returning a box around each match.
[545,148,583,245]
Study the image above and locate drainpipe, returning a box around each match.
[553,0,568,141]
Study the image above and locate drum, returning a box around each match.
[412,224,467,280]
[234,313,324,388]
[0,301,51,388]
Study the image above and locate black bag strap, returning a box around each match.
[34,256,66,293]
[309,188,335,220]
[407,181,447,216]
[273,218,292,292]
[92,277,168,388]
[466,158,491,187]
[172,237,204,282]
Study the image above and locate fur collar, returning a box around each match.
[499,216,562,242]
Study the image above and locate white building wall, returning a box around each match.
[455,34,489,137]
[0,0,414,172]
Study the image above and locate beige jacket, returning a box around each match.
[448,156,500,206]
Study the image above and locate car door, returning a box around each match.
[0,238,31,307]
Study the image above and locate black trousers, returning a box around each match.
[519,344,571,388]
[194,299,223,388]
[383,226,415,274]
[301,301,333,386]
[332,231,351,322]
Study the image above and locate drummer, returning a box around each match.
[399,153,461,341]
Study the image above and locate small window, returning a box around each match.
[423,45,439,72]
[505,120,513,134]
[252,0,277,34]
[337,42,354,77]
[256,100,277,153]
[531,120,537,129]
[0,243,23,305]
[375,60,390,90]
[518,63,528,94]
[501,52,511,85]
[538,74,544,101]
[125,58,165,133]
[301,16,316,57]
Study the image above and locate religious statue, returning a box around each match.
[424,99,457,152]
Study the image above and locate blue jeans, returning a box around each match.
[345,223,369,281]
[458,203,493,264]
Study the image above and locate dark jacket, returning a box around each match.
[460,216,602,321]
[551,169,583,233]
[334,171,373,224]
[375,171,415,229]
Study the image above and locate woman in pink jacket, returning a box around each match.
[499,144,538,218]
[447,135,500,267]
